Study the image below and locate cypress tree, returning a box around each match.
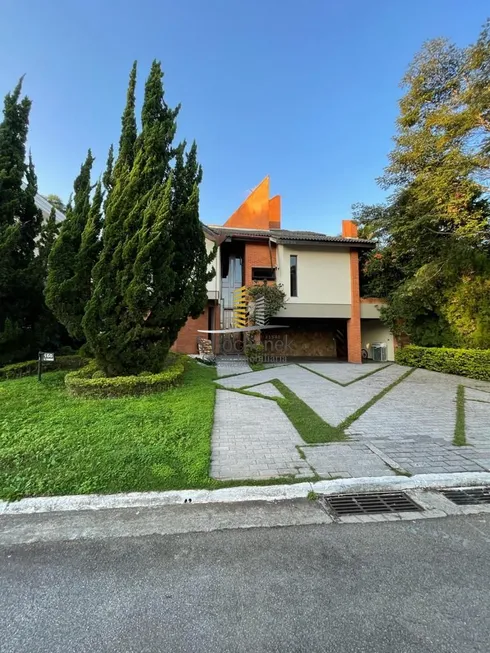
[82,62,142,375]
[0,79,44,364]
[45,150,94,341]
[168,140,214,341]
[102,144,114,204]
[38,207,59,273]
[75,180,103,311]
[83,61,212,376]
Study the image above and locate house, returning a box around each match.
[172,177,395,363]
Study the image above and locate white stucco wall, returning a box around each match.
[276,245,351,305]
[361,319,395,361]
[206,236,220,300]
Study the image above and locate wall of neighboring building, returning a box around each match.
[275,245,351,316]
[360,297,387,319]
[361,319,395,361]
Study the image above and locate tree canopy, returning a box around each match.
[356,20,490,349]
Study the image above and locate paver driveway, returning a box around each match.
[211,360,490,481]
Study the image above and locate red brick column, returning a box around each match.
[347,249,362,363]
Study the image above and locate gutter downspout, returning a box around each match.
[268,237,274,273]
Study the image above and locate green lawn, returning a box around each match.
[0,360,217,501]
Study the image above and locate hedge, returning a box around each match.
[395,345,490,381]
[65,354,186,398]
[0,354,89,380]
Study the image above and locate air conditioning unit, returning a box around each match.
[371,342,387,362]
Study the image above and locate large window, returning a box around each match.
[290,255,297,297]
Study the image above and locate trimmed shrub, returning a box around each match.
[395,345,490,381]
[65,354,186,398]
[245,343,265,365]
[0,354,89,380]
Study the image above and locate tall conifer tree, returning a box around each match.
[45,150,94,341]
[83,61,213,376]
[0,79,44,363]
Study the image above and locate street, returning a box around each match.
[1,512,489,652]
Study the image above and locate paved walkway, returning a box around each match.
[211,361,490,481]
[211,390,311,480]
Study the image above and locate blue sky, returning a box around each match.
[1,1,488,233]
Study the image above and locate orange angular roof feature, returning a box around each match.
[223,176,281,230]
[269,195,281,229]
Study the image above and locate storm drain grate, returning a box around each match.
[321,492,423,517]
[442,487,490,506]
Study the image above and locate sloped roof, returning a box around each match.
[206,225,374,247]
[35,193,66,222]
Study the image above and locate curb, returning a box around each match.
[1,472,490,515]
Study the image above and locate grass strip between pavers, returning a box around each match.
[216,381,346,444]
[337,367,415,432]
[296,362,393,387]
[453,385,466,446]
[271,379,347,443]
[218,367,416,445]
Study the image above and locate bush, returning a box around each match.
[395,345,490,381]
[245,343,265,364]
[0,354,89,380]
[247,282,287,323]
[65,354,186,398]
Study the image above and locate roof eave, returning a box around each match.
[273,238,375,249]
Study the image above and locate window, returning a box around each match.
[290,255,297,297]
[252,267,276,281]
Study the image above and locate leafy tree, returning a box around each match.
[83,61,213,376]
[45,150,94,341]
[46,194,65,213]
[356,21,490,348]
[0,79,45,364]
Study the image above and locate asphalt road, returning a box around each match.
[1,514,490,653]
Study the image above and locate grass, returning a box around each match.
[393,468,412,477]
[272,380,347,443]
[215,384,276,401]
[453,384,466,446]
[0,361,218,501]
[0,361,321,501]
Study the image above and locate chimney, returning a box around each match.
[342,220,358,238]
